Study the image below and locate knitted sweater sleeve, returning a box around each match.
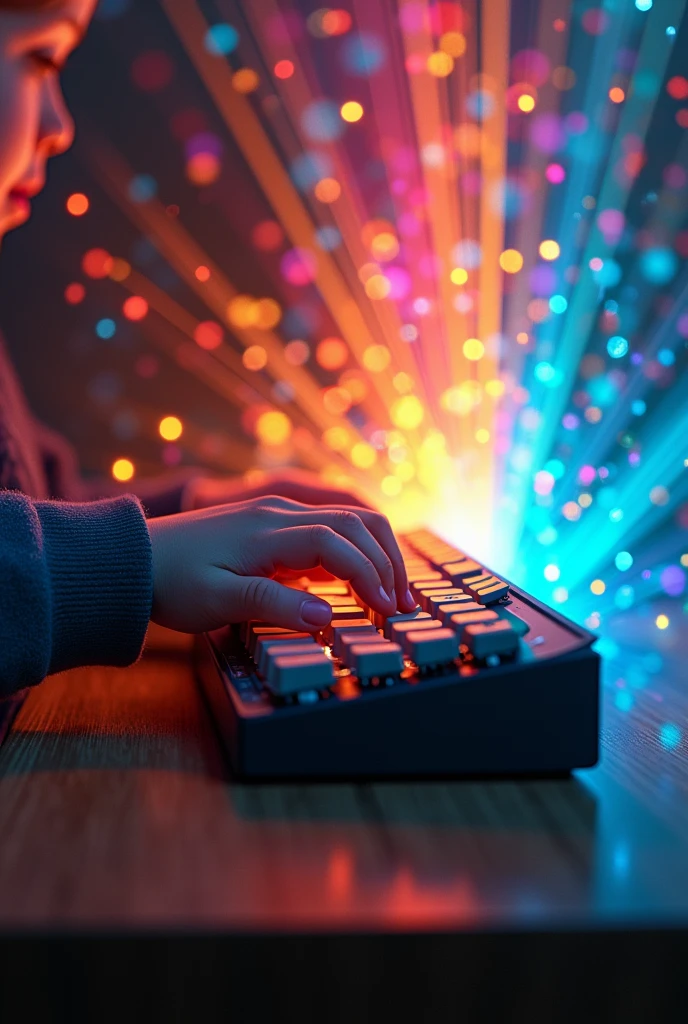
[0,492,152,697]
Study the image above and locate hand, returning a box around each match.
[183,467,374,513]
[147,495,416,634]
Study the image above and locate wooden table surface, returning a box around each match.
[1,620,687,1019]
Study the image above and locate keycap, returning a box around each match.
[449,608,499,639]
[441,559,483,584]
[498,607,531,637]
[425,591,471,614]
[329,604,367,620]
[323,617,376,647]
[349,642,404,679]
[464,619,519,659]
[403,628,459,666]
[247,626,299,657]
[337,630,387,663]
[406,569,444,584]
[428,550,465,570]
[306,583,350,596]
[389,617,444,643]
[462,574,509,605]
[329,622,378,655]
[322,595,361,607]
[382,609,430,640]
[240,620,278,645]
[257,639,318,677]
[412,581,454,607]
[436,600,478,626]
[266,652,335,695]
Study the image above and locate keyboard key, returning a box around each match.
[329,604,367,620]
[436,600,478,626]
[441,559,482,585]
[306,583,350,596]
[349,642,404,679]
[448,608,499,639]
[323,618,376,647]
[406,569,444,584]
[382,609,429,639]
[329,622,378,655]
[425,591,471,614]
[266,652,335,695]
[389,617,443,643]
[247,626,300,656]
[337,626,387,659]
[464,620,519,659]
[257,639,317,677]
[403,628,459,666]
[462,574,509,604]
[412,581,454,607]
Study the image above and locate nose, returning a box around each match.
[38,76,75,160]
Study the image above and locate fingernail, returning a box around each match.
[379,585,392,604]
[301,599,332,627]
[405,588,414,608]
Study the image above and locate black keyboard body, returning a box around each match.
[195,531,600,780]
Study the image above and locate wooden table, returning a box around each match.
[0,622,687,1022]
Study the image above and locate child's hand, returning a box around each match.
[147,495,415,634]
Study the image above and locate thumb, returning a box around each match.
[231,575,333,632]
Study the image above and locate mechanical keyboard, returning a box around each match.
[195,529,600,779]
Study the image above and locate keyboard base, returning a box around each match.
[195,631,599,781]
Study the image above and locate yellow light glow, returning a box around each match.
[475,428,490,444]
[427,51,454,77]
[108,258,131,282]
[656,614,669,630]
[370,232,399,262]
[316,337,348,370]
[539,239,561,260]
[340,100,363,122]
[393,371,414,394]
[243,345,268,371]
[350,442,377,469]
[228,294,258,328]
[364,274,391,300]
[499,248,524,273]
[680,553,688,567]
[254,298,281,329]
[112,458,134,482]
[579,493,593,508]
[463,338,484,361]
[362,345,391,372]
[485,379,505,398]
[256,410,292,445]
[394,461,415,482]
[391,395,424,430]
[609,87,625,104]
[314,177,341,203]
[381,475,402,497]
[517,94,535,112]
[590,579,606,595]
[439,31,466,57]
[516,331,529,345]
[159,416,183,441]
[323,426,349,451]
[450,267,468,285]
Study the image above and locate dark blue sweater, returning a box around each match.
[0,333,196,696]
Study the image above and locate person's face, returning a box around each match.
[0,0,94,247]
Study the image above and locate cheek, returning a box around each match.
[0,60,40,196]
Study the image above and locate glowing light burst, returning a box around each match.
[72,1,688,652]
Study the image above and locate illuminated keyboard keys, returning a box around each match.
[406,569,444,584]
[382,609,429,640]
[266,652,335,695]
[247,626,299,656]
[462,574,509,604]
[425,591,471,615]
[402,628,459,666]
[441,559,483,585]
[464,620,519,659]
[449,607,500,639]
[323,618,376,647]
[329,622,378,655]
[256,634,319,675]
[389,617,443,643]
[306,583,350,596]
[436,600,478,626]
[332,627,380,659]
[329,604,368,620]
[413,582,454,608]
[349,642,404,680]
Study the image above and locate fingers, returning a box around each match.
[222,574,333,632]
[267,525,397,616]
[259,499,413,612]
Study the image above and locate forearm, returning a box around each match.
[0,492,152,696]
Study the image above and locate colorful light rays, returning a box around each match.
[62,1,688,645]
